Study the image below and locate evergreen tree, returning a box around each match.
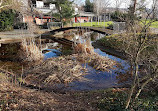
[0,9,15,31]
[49,0,74,27]
[84,0,93,12]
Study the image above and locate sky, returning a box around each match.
[74,0,153,9]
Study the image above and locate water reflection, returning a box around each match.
[44,49,62,59]
[43,43,72,59]
[67,48,130,90]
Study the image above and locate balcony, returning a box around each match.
[32,4,49,9]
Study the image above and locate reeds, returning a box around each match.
[0,67,18,87]
[24,55,87,86]
[77,53,116,72]
[0,72,8,84]
[19,38,43,63]
[73,35,94,54]
[73,33,117,72]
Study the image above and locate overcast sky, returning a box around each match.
[74,0,153,9]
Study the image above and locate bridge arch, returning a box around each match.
[43,27,112,35]
[40,27,113,46]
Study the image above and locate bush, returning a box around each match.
[96,34,124,50]
[0,10,15,31]
[106,24,113,30]
[111,11,127,22]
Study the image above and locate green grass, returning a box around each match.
[140,20,158,28]
[95,33,158,55]
[150,21,158,28]
[73,88,158,111]
[72,20,158,28]
[73,21,113,27]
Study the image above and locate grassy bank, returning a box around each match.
[94,33,158,110]
[143,20,158,28]
[73,21,158,28]
[94,34,124,52]
[73,21,113,27]
[73,88,158,111]
[95,33,158,53]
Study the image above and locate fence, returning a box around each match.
[47,22,62,30]
[113,22,126,33]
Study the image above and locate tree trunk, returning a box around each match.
[98,15,99,25]
[60,15,63,28]
[125,63,139,109]
[133,0,137,14]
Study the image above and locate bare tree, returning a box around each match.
[115,0,158,109]
[114,0,125,10]
[0,0,23,11]
[108,0,158,109]
[93,0,110,25]
[132,0,137,14]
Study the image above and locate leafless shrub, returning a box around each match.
[27,21,45,35]
[112,0,158,109]
[0,0,22,11]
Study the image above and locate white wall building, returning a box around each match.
[31,0,57,14]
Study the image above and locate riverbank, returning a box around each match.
[0,81,95,111]
[92,42,127,60]
[0,29,157,110]
[0,80,157,111]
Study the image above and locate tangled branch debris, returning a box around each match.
[24,55,87,86]
[77,53,117,72]
[24,53,117,87]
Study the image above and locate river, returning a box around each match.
[43,31,130,91]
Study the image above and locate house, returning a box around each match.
[23,0,95,26]
[73,4,95,23]
[23,0,57,25]
[31,0,57,25]
[74,11,95,23]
